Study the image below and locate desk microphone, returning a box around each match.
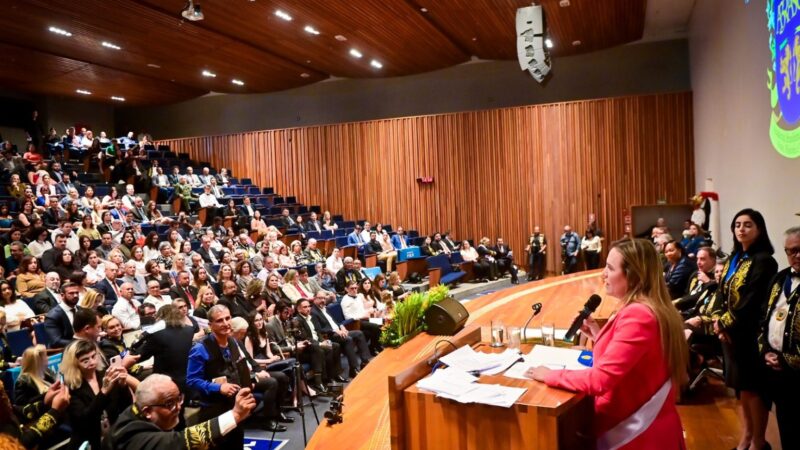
[521,302,543,342]
[563,294,602,342]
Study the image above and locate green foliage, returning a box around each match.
[380,285,450,347]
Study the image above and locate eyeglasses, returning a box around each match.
[147,394,184,412]
[785,247,800,257]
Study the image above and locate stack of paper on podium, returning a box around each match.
[438,345,521,375]
[504,345,590,379]
[416,367,527,408]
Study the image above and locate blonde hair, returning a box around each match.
[79,288,105,309]
[19,344,50,394]
[283,269,297,284]
[197,285,216,305]
[60,339,105,390]
[611,239,688,386]
[101,314,120,331]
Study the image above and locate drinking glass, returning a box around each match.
[490,321,506,347]
[507,326,521,350]
[542,322,555,346]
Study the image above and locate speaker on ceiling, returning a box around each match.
[425,296,469,336]
[516,5,551,83]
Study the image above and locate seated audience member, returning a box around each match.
[216,167,231,186]
[172,298,204,340]
[217,280,250,319]
[279,208,297,230]
[33,272,62,314]
[372,231,398,272]
[432,233,452,255]
[664,240,697,299]
[145,260,172,294]
[387,271,410,300]
[81,250,105,281]
[99,316,141,372]
[173,177,197,212]
[44,282,81,347]
[335,257,362,294]
[169,270,199,309]
[340,281,382,355]
[266,302,329,394]
[112,282,142,331]
[304,238,325,263]
[198,185,222,224]
[492,237,519,284]
[0,373,70,448]
[144,280,173,311]
[359,277,386,318]
[673,246,717,314]
[310,292,371,377]
[121,260,148,301]
[16,255,46,300]
[77,215,101,240]
[391,227,409,250]
[62,338,137,450]
[326,248,343,274]
[185,166,202,187]
[321,211,338,231]
[192,286,217,320]
[186,305,287,441]
[94,262,122,310]
[235,260,255,293]
[13,345,55,406]
[460,240,491,282]
[0,280,34,331]
[681,223,707,258]
[347,225,365,246]
[108,374,257,449]
[310,263,337,300]
[476,237,500,280]
[757,226,800,449]
[419,235,438,257]
[294,298,347,383]
[244,311,284,368]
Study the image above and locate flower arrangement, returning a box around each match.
[380,285,450,347]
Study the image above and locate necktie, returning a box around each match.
[185,287,196,308]
[784,272,800,298]
[295,282,308,299]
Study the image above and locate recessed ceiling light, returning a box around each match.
[76,89,91,95]
[572,40,581,46]
[275,10,292,21]
[370,60,383,69]
[101,41,121,50]
[111,96,126,102]
[334,35,347,41]
[349,49,363,58]
[420,7,428,12]
[300,73,310,78]
[147,63,161,68]
[472,37,477,41]
[48,26,72,37]
[545,38,553,48]
[304,25,320,35]
[559,0,571,7]
[231,79,244,86]
[201,70,216,78]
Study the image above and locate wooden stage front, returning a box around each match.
[306,271,781,450]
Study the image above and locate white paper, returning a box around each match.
[520,328,568,340]
[439,345,521,374]
[416,367,527,409]
[368,317,384,325]
[504,345,590,379]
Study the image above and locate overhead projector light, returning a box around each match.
[181,1,204,21]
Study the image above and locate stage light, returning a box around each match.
[181,1,204,21]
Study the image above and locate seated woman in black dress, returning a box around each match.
[13,344,55,406]
[663,240,697,299]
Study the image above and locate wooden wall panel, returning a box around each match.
[159,92,694,273]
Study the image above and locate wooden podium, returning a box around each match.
[387,327,594,450]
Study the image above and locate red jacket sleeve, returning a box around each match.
[543,304,658,396]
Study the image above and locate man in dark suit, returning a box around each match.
[168,271,199,309]
[295,299,347,384]
[196,236,221,265]
[54,174,77,196]
[44,282,80,348]
[216,280,250,319]
[167,166,181,186]
[266,302,330,393]
[238,197,256,221]
[279,208,296,230]
[40,233,67,273]
[432,233,453,255]
[306,212,323,233]
[673,246,718,315]
[310,292,370,378]
[130,197,149,223]
[442,232,459,252]
[493,237,519,284]
[94,262,122,311]
[42,197,65,229]
[32,272,62,314]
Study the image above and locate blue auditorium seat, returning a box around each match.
[426,254,465,286]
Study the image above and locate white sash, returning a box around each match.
[597,379,672,450]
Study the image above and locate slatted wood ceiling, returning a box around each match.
[159,92,694,273]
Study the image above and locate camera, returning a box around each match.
[324,394,344,425]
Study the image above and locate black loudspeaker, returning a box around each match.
[425,297,469,336]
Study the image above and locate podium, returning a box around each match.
[387,327,594,450]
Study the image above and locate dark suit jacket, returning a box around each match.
[135,324,196,391]
[130,207,148,222]
[335,269,361,294]
[168,285,199,306]
[44,305,74,348]
[196,247,220,265]
[94,278,122,310]
[42,208,62,228]
[32,289,59,314]
[311,306,339,336]
[238,204,255,218]
[265,315,291,354]
[295,314,322,343]
[493,244,513,261]
[665,257,697,299]
[280,216,297,229]
[217,294,249,318]
[432,240,451,253]
[307,220,323,233]
[39,247,61,274]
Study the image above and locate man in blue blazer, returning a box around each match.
[94,262,122,311]
[391,227,409,250]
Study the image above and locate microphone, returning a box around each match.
[563,294,602,342]
[521,302,543,343]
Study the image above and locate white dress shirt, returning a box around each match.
[112,297,141,330]
[302,314,319,341]
[144,294,173,311]
[326,255,343,274]
[341,293,368,321]
[768,272,799,351]
[198,193,221,208]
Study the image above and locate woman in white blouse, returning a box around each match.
[27,227,53,258]
[326,248,343,274]
[0,280,35,331]
[340,281,382,355]
[580,229,603,270]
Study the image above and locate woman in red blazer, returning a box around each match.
[527,239,688,450]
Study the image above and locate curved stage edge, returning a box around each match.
[307,270,608,450]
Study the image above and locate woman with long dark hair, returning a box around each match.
[713,209,778,450]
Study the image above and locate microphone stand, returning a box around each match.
[521,303,542,344]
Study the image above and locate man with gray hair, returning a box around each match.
[108,373,256,449]
[187,305,287,441]
[334,256,361,294]
[121,260,147,300]
[304,238,325,263]
[112,282,141,331]
[33,272,62,314]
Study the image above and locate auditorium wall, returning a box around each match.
[117,39,690,139]
[159,92,694,273]
[690,0,800,255]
